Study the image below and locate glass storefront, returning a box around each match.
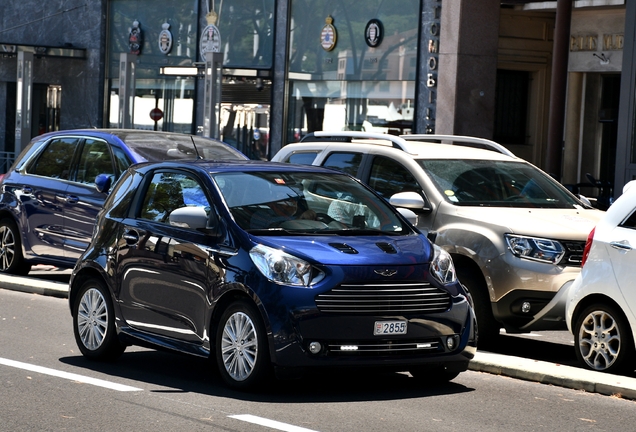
[287,0,420,141]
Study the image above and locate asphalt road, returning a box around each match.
[3,287,636,432]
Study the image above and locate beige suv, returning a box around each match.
[272,131,603,346]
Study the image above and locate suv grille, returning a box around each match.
[315,282,451,314]
[561,240,586,266]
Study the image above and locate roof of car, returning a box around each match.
[283,131,518,162]
[131,158,348,174]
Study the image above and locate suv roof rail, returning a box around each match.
[300,131,515,157]
[300,131,410,150]
[401,134,515,157]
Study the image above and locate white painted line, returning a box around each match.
[229,414,320,432]
[0,357,142,392]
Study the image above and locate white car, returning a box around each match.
[566,181,636,373]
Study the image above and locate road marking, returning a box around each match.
[229,414,319,432]
[0,357,142,392]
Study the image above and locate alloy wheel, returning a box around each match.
[0,225,16,271]
[77,288,109,351]
[578,309,621,371]
[220,311,258,382]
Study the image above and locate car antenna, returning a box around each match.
[190,136,203,159]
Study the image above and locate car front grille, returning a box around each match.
[561,240,586,266]
[315,282,451,314]
[326,339,442,356]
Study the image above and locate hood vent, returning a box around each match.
[329,243,359,254]
[376,242,397,254]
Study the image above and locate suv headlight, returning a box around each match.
[250,244,325,287]
[505,234,565,264]
[430,244,456,285]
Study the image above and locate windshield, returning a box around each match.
[212,171,413,235]
[417,159,584,209]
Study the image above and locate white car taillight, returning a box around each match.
[581,227,596,268]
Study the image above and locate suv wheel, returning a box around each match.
[574,303,635,373]
[0,218,31,275]
[456,266,500,348]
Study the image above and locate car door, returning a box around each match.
[62,137,116,260]
[607,208,636,315]
[20,137,80,258]
[115,169,217,344]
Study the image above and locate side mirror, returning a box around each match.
[169,207,208,230]
[396,207,418,226]
[389,191,431,212]
[95,173,113,194]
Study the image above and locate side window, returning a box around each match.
[620,209,636,230]
[28,138,80,179]
[287,151,319,165]
[322,152,363,176]
[75,139,114,185]
[139,172,210,224]
[369,156,420,198]
[111,146,132,177]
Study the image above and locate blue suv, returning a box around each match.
[0,129,246,275]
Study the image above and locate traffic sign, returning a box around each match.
[150,108,163,121]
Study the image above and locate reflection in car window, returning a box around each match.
[418,159,582,209]
[75,139,114,185]
[287,152,319,165]
[29,138,80,180]
[139,172,210,224]
[322,152,363,177]
[369,156,420,198]
[212,171,408,234]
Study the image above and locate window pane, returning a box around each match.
[29,138,79,179]
[75,139,114,185]
[323,152,363,176]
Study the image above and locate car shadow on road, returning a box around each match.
[484,334,579,367]
[59,349,475,402]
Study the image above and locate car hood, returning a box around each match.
[451,207,603,240]
[251,234,433,266]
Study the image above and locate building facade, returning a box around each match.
[0,0,631,199]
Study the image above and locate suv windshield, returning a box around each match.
[212,171,411,235]
[417,159,583,209]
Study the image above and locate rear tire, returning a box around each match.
[456,266,500,349]
[72,277,125,361]
[215,300,271,390]
[573,303,635,374]
[0,218,31,275]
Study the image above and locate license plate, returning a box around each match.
[374,320,407,335]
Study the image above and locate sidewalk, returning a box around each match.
[2,269,636,400]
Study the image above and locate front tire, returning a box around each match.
[0,218,31,275]
[574,303,635,374]
[456,267,500,348]
[215,300,271,389]
[72,278,125,361]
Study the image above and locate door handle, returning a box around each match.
[123,229,140,245]
[610,240,633,251]
[65,195,79,204]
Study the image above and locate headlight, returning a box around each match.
[430,244,456,285]
[249,244,325,287]
[505,234,564,264]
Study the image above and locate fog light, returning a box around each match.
[308,341,322,354]
[521,301,531,313]
[446,336,456,350]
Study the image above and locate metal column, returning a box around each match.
[202,52,223,140]
[118,53,136,129]
[15,51,33,153]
